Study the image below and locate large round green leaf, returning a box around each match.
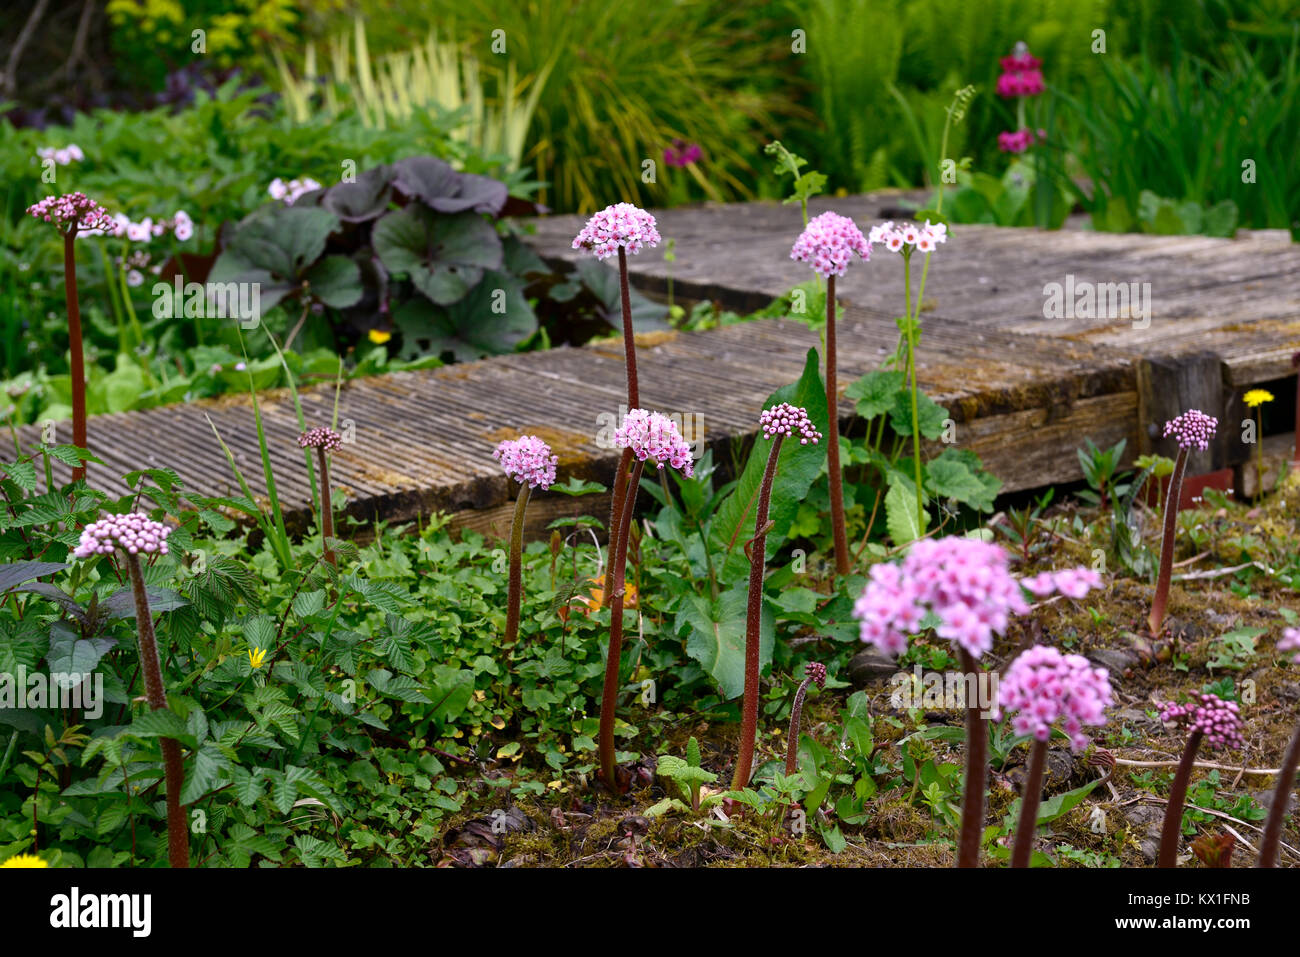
[372,206,503,306]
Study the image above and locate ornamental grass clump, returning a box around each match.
[854,539,1100,866]
[493,435,557,645]
[993,646,1112,867]
[73,513,188,868]
[599,409,692,790]
[1260,628,1300,867]
[1157,692,1244,868]
[27,192,115,482]
[1149,409,1218,637]
[572,204,662,607]
[790,212,869,576]
[732,403,822,789]
[298,427,343,567]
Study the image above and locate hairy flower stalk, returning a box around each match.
[733,404,821,789]
[599,410,693,789]
[27,193,114,482]
[573,204,661,607]
[1260,629,1300,867]
[785,662,827,776]
[1158,693,1244,867]
[74,514,187,867]
[493,436,557,645]
[1149,410,1217,637]
[299,428,343,567]
[791,213,869,575]
[854,539,1100,866]
[995,646,1112,867]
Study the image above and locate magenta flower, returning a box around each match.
[664,140,703,168]
[1163,409,1218,451]
[995,646,1113,751]
[298,427,343,452]
[996,44,1044,98]
[73,513,171,559]
[571,203,662,260]
[790,211,870,278]
[27,192,115,235]
[759,403,822,444]
[853,538,1033,660]
[1160,693,1245,750]
[804,661,827,689]
[493,435,558,490]
[613,409,694,476]
[1280,628,1300,664]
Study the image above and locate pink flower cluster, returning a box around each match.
[73,513,171,558]
[996,46,1044,98]
[26,192,115,234]
[997,128,1046,154]
[804,661,827,689]
[1160,693,1244,750]
[1020,566,1104,599]
[572,203,662,260]
[867,220,948,254]
[664,140,703,168]
[493,435,558,490]
[298,427,343,452]
[1163,409,1218,452]
[84,210,194,244]
[36,144,85,166]
[269,177,322,205]
[790,211,870,277]
[994,645,1113,751]
[1278,628,1300,664]
[613,408,694,477]
[760,403,821,445]
[853,537,1031,659]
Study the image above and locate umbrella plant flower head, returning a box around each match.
[572,203,662,261]
[494,435,558,645]
[790,212,868,577]
[1157,691,1242,868]
[733,404,821,788]
[613,408,695,476]
[1149,409,1218,637]
[299,427,343,566]
[72,513,187,867]
[785,661,828,776]
[27,192,116,481]
[853,537,1101,867]
[1263,627,1300,866]
[995,645,1113,867]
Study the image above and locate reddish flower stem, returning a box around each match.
[1149,447,1189,638]
[1259,721,1300,867]
[785,670,814,777]
[599,459,644,790]
[63,230,87,482]
[503,483,532,645]
[957,648,987,868]
[316,447,336,567]
[825,275,849,576]
[601,448,634,608]
[125,552,188,868]
[1011,739,1048,868]
[733,434,784,789]
[1159,729,1203,868]
[618,247,639,411]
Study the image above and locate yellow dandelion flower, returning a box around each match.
[1243,389,1274,408]
[1,853,48,868]
[367,329,392,345]
[248,646,268,670]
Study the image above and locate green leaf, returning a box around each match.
[303,255,364,309]
[393,270,537,361]
[373,206,503,306]
[680,585,772,700]
[1035,778,1101,824]
[0,562,68,594]
[884,483,927,545]
[888,390,949,441]
[846,370,905,420]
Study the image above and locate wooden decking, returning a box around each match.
[15,193,1300,540]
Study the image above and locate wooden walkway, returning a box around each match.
[16,193,1300,540]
